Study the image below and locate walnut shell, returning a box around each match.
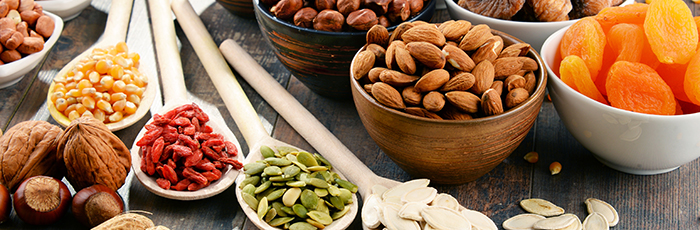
[57,115,131,191]
[0,121,65,192]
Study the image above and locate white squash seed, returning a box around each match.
[382,179,430,200]
[533,213,578,230]
[402,187,438,204]
[582,212,609,230]
[585,198,618,227]
[502,213,546,230]
[421,206,472,230]
[399,202,429,221]
[520,198,565,216]
[372,184,389,197]
[383,205,421,230]
[431,193,462,210]
[558,214,582,230]
[461,209,498,230]
[362,194,382,229]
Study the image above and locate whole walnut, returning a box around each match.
[57,115,131,191]
[0,121,65,192]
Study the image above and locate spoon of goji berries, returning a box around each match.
[171,0,359,229]
[127,0,244,201]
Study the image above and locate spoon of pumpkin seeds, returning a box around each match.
[170,1,358,229]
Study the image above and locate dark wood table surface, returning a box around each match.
[1,0,699,229]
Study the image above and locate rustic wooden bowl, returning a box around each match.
[350,30,547,184]
[216,0,255,18]
[253,0,436,98]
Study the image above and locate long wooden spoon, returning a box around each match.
[46,0,157,132]
[170,0,358,229]
[127,0,243,201]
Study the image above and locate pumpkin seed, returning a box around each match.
[256,186,277,200]
[283,187,302,207]
[264,206,277,223]
[241,192,259,210]
[382,205,422,230]
[335,178,358,193]
[297,172,309,182]
[261,145,276,158]
[244,162,268,175]
[268,217,294,227]
[317,199,330,214]
[266,188,287,201]
[401,187,437,204]
[241,184,256,195]
[461,209,498,230]
[292,204,309,218]
[308,211,333,225]
[431,193,461,211]
[329,196,345,210]
[339,188,353,204]
[285,154,298,162]
[583,212,610,230]
[289,222,318,230]
[297,151,319,166]
[281,206,295,215]
[533,213,577,230]
[286,180,306,187]
[272,182,286,187]
[502,213,545,230]
[327,185,341,196]
[420,206,472,230]
[318,171,332,181]
[585,198,618,227]
[372,184,389,196]
[271,202,287,217]
[276,146,298,154]
[255,181,272,194]
[520,198,565,216]
[283,165,301,178]
[361,194,382,229]
[301,189,319,210]
[314,188,328,197]
[264,166,283,176]
[269,175,293,182]
[308,178,330,188]
[398,202,428,221]
[305,218,325,229]
[383,179,430,200]
[292,161,310,173]
[265,157,292,166]
[257,197,269,220]
[239,175,261,188]
[314,153,332,169]
[307,166,328,172]
[332,205,351,220]
[384,196,402,205]
[559,214,582,230]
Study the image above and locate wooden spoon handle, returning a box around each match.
[219,39,390,196]
[171,0,269,150]
[100,0,134,45]
[149,0,187,103]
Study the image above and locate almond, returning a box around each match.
[499,43,531,58]
[368,67,388,83]
[371,82,406,109]
[524,71,537,95]
[379,69,419,87]
[367,24,389,46]
[493,57,524,79]
[366,43,386,60]
[505,74,526,92]
[395,45,417,74]
[519,56,538,71]
[401,24,446,47]
[353,50,376,80]
[471,35,503,64]
[363,83,373,94]
[422,91,445,112]
[402,85,423,106]
[490,80,503,96]
[458,24,492,51]
[389,21,414,42]
[442,44,475,71]
[406,41,446,69]
[385,40,405,69]
[445,91,480,113]
[439,105,473,120]
[414,69,449,93]
[505,87,529,109]
[470,60,495,95]
[440,72,475,91]
[405,107,442,119]
[438,20,471,41]
[481,88,503,116]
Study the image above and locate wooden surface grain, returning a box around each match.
[1,0,699,229]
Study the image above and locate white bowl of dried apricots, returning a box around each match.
[542,0,700,175]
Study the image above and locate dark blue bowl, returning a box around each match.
[254,0,436,98]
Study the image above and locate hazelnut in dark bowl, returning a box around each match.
[253,0,436,98]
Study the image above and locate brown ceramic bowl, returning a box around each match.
[350,30,547,184]
[216,0,255,18]
[254,0,437,98]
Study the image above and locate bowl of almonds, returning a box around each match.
[350,21,547,184]
[253,0,436,98]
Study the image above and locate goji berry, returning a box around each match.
[188,181,209,191]
[170,117,191,127]
[203,139,224,148]
[172,145,193,157]
[136,127,162,146]
[195,161,216,171]
[201,125,213,133]
[164,103,194,119]
[183,126,196,136]
[172,179,191,191]
[183,168,208,185]
[225,141,238,157]
[184,149,203,168]
[153,113,171,126]
[151,137,165,163]
[213,161,224,169]
[219,157,244,170]
[162,164,178,184]
[202,171,220,182]
[156,178,171,190]
[179,134,200,150]
[202,146,220,161]
[192,117,200,132]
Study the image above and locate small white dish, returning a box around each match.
[0,11,63,89]
[541,26,700,175]
[36,0,92,21]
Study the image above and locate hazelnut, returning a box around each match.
[406,0,422,15]
[386,0,410,22]
[294,7,318,28]
[378,15,390,27]
[0,2,8,18]
[271,0,303,20]
[336,0,360,15]
[364,0,392,15]
[0,49,20,63]
[346,9,378,31]
[313,9,345,32]
[315,0,336,10]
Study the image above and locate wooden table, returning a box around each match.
[1,0,699,229]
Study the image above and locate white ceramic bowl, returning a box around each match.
[36,0,92,21]
[541,26,700,175]
[445,0,633,52]
[0,11,63,89]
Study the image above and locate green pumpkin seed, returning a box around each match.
[307,178,330,188]
[255,181,272,194]
[268,217,294,227]
[327,185,341,196]
[316,200,329,214]
[318,171,332,182]
[242,184,256,195]
[292,161,310,173]
[329,196,345,210]
[241,192,259,210]
[339,188,352,204]
[265,157,292,166]
[244,162,267,175]
[307,211,333,225]
[261,145,276,158]
[306,218,326,229]
[276,146,298,155]
[257,197,269,220]
[256,188,276,201]
[283,187,302,207]
[301,189,319,210]
[283,165,301,178]
[307,166,328,172]
[297,172,309,182]
[331,206,351,220]
[289,222,317,230]
[330,172,341,181]
[264,206,277,222]
[266,188,287,201]
[281,206,295,215]
[314,188,328,197]
[271,202,287,217]
[292,204,309,218]
[314,153,332,168]
[335,178,358,193]
[269,176,293,182]
[272,182,286,187]
[297,151,319,167]
[264,166,283,176]
[239,175,261,189]
[286,180,307,187]
[285,154,298,162]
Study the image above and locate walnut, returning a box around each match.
[0,121,65,192]
[569,0,613,19]
[527,0,571,22]
[459,0,525,20]
[57,115,131,191]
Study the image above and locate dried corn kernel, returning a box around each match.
[93,109,106,122]
[55,98,67,111]
[51,92,64,103]
[82,97,96,110]
[68,110,80,120]
[113,99,126,112]
[113,80,126,93]
[127,94,141,105]
[124,102,137,114]
[549,162,562,175]
[111,92,127,103]
[88,71,100,84]
[109,112,123,122]
[524,152,539,163]
[82,110,93,118]
[75,104,87,115]
[97,100,113,114]
[78,79,92,90]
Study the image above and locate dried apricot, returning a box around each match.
[684,50,700,105]
[595,3,648,31]
[644,0,698,65]
[607,23,644,63]
[560,17,606,81]
[656,63,690,102]
[606,61,676,115]
[560,55,606,104]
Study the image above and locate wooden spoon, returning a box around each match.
[170,0,358,229]
[127,0,244,201]
[218,41,404,228]
[46,0,157,132]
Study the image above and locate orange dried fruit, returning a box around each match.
[606,61,676,115]
[595,3,648,31]
[656,63,690,102]
[560,17,606,81]
[695,16,700,42]
[560,55,606,104]
[643,0,697,65]
[607,23,644,63]
[684,50,700,105]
